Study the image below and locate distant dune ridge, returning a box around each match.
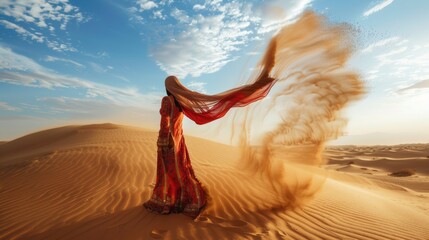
[1,124,429,240]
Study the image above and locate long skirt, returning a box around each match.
[144,137,207,218]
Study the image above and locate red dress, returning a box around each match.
[144,95,207,217]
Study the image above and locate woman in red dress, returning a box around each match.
[144,38,277,218]
[143,91,208,217]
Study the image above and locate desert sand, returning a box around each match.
[1,123,429,240]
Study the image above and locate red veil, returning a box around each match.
[165,37,278,125]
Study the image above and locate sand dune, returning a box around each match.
[1,124,429,239]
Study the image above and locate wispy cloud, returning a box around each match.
[361,36,400,53]
[0,20,44,43]
[0,45,43,71]
[44,56,85,68]
[0,101,21,111]
[398,79,429,93]
[113,75,131,82]
[187,81,207,93]
[19,103,41,111]
[0,20,77,52]
[0,45,160,109]
[363,0,394,17]
[361,37,429,95]
[89,62,109,73]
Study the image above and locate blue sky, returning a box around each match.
[1,0,428,144]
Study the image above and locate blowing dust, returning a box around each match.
[232,11,366,208]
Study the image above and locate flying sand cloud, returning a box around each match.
[210,11,366,208]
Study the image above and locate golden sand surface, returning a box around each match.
[1,124,428,239]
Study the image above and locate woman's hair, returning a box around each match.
[166,90,183,111]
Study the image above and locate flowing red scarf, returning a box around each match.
[165,38,277,125]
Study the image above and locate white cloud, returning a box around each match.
[363,0,394,17]
[170,8,190,23]
[193,4,205,10]
[151,1,257,78]
[153,10,165,20]
[44,55,84,68]
[136,0,158,11]
[153,13,245,78]
[131,0,311,79]
[0,102,21,111]
[0,0,87,51]
[257,0,312,34]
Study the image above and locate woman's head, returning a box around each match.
[165,76,185,110]
[165,76,181,92]
[165,75,179,96]
[165,75,193,99]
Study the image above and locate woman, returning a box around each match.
[143,84,208,217]
[144,39,277,218]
